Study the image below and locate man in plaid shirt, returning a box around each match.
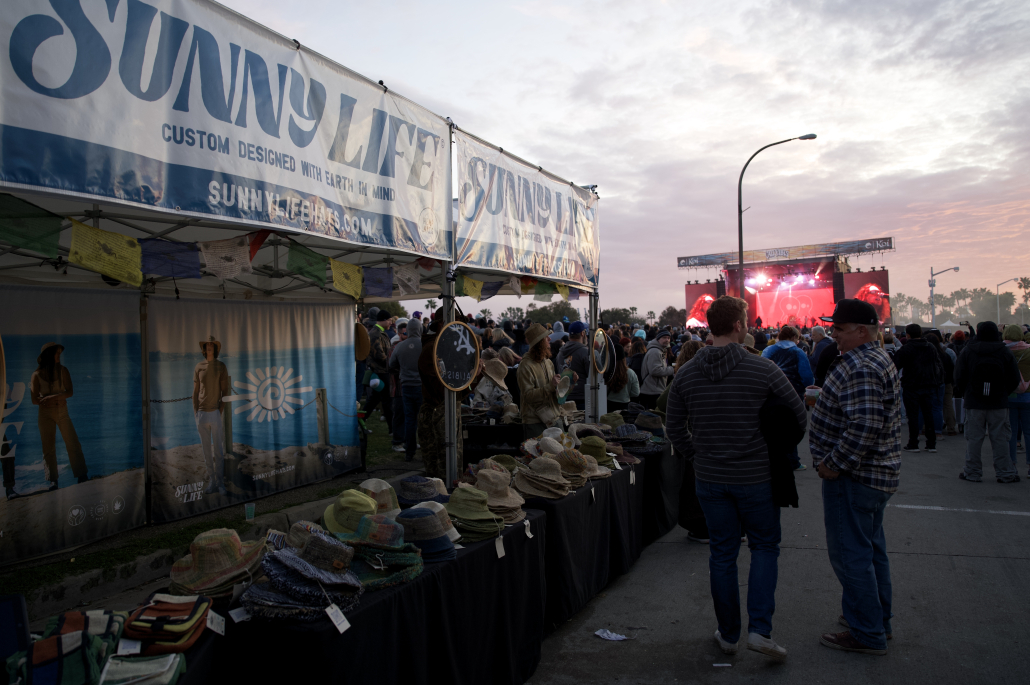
[809,299,901,656]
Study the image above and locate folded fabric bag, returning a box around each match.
[6,631,104,685]
[121,594,210,656]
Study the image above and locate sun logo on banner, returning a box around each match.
[223,367,313,422]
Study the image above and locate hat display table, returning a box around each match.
[606,464,645,577]
[639,443,682,545]
[203,511,546,685]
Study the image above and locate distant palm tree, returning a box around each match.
[1018,277,1030,306]
[426,299,437,312]
[647,310,656,324]
[480,308,493,319]
[953,288,971,308]
[629,306,638,318]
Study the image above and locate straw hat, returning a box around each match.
[170,528,264,595]
[396,508,456,562]
[616,451,641,465]
[605,442,624,457]
[513,457,570,499]
[555,373,572,402]
[542,427,575,449]
[600,412,625,428]
[483,359,509,389]
[578,436,608,461]
[569,423,603,443]
[552,449,589,488]
[334,514,406,550]
[284,520,327,551]
[427,477,449,497]
[397,476,450,506]
[411,501,461,542]
[538,437,564,456]
[36,342,65,365]
[271,532,356,584]
[323,489,379,535]
[359,478,401,519]
[501,403,521,423]
[198,336,221,356]
[489,455,520,474]
[354,322,370,361]
[475,469,525,510]
[522,438,544,458]
[445,485,501,522]
[583,454,611,480]
[525,323,549,347]
[635,412,664,434]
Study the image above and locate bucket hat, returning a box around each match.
[542,427,576,449]
[569,423,604,443]
[397,476,450,506]
[583,454,611,479]
[475,469,525,511]
[522,438,545,458]
[36,342,66,365]
[615,451,641,465]
[270,533,356,585]
[359,478,401,519]
[170,529,264,596]
[552,449,589,488]
[537,436,564,456]
[327,514,425,589]
[354,322,370,361]
[483,359,509,389]
[525,323,549,348]
[198,336,221,356]
[445,486,501,522]
[502,403,521,423]
[412,501,462,542]
[489,454,520,474]
[427,477,449,497]
[600,412,625,428]
[578,436,608,461]
[635,412,664,433]
[513,457,570,499]
[323,489,379,535]
[284,520,327,551]
[605,441,624,456]
[396,509,456,562]
[334,514,406,549]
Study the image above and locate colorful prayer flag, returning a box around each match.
[0,194,63,258]
[555,283,569,301]
[69,219,142,287]
[534,281,557,301]
[568,288,581,301]
[394,262,420,296]
[363,266,394,297]
[140,239,201,278]
[457,274,483,301]
[479,281,503,301]
[199,236,252,280]
[330,259,363,299]
[286,241,328,287]
[249,229,272,261]
[509,275,522,298]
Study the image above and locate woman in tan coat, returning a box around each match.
[517,323,561,439]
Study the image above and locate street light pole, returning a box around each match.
[997,278,1018,322]
[737,133,817,297]
[929,266,959,328]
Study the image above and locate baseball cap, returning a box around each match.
[569,321,588,335]
[820,299,878,325]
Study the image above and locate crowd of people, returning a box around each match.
[354,297,1030,658]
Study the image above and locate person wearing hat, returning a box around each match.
[808,298,902,655]
[555,321,588,406]
[518,323,563,439]
[638,329,675,409]
[363,309,395,437]
[192,336,229,495]
[473,359,513,409]
[30,342,88,490]
[1003,324,1030,473]
[390,318,424,462]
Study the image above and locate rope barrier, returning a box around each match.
[328,400,358,418]
[150,396,191,403]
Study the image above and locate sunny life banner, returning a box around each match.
[454,131,600,288]
[0,0,451,258]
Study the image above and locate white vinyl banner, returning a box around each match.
[454,131,600,288]
[0,0,451,258]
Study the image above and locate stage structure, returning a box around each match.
[678,238,895,328]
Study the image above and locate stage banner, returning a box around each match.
[0,0,451,259]
[454,131,600,288]
[0,285,144,566]
[147,297,358,522]
[843,271,892,324]
[678,237,894,267]
[684,283,718,327]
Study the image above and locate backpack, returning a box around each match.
[766,345,805,397]
[968,349,1011,403]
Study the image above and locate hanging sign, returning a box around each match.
[454,131,600,288]
[433,321,481,392]
[0,0,451,259]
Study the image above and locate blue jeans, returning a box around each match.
[695,480,781,642]
[822,476,893,650]
[401,384,423,460]
[903,387,936,448]
[1010,400,1030,468]
[790,446,801,469]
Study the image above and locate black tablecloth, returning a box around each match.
[607,463,644,577]
[201,511,547,685]
[641,444,683,544]
[523,480,612,631]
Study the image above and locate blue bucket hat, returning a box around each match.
[396,509,456,562]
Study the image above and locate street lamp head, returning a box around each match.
[953,266,959,272]
[798,133,817,140]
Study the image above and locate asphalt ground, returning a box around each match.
[530,431,1030,685]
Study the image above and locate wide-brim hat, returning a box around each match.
[635,412,664,433]
[170,528,264,593]
[445,485,501,521]
[583,454,611,479]
[538,437,564,456]
[475,469,525,509]
[36,342,65,365]
[542,427,575,449]
[397,476,450,506]
[323,489,379,535]
[484,359,509,389]
[616,451,641,465]
[514,471,568,499]
[334,514,406,550]
[553,449,589,476]
[489,455,520,474]
[198,336,221,355]
[526,323,549,348]
[427,477,449,497]
[270,537,355,586]
[354,322,370,361]
[600,413,625,428]
[397,508,456,559]
[412,501,462,542]
[359,478,402,519]
[285,520,327,551]
[569,423,603,443]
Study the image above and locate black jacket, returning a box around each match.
[759,397,805,508]
[814,340,838,387]
[954,341,1019,410]
[893,338,942,389]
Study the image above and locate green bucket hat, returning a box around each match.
[578,436,607,461]
[490,455,520,473]
[600,412,625,428]
[444,485,499,521]
[323,489,378,535]
[1003,324,1023,342]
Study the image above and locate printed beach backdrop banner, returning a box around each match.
[0,285,144,566]
[148,297,358,522]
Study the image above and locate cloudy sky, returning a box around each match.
[223,0,1030,317]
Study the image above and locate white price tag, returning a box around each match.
[489,418,496,425]
[453,543,464,549]
[116,639,141,656]
[630,470,636,485]
[325,604,351,634]
[228,607,251,623]
[613,459,622,470]
[206,611,225,636]
[590,485,596,502]
[523,520,534,539]
[495,536,505,558]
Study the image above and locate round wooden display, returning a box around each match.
[433,320,482,392]
[591,327,609,375]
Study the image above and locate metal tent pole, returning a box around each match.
[443,120,458,487]
[588,291,599,423]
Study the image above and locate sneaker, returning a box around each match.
[47,482,58,492]
[959,472,982,482]
[5,486,20,500]
[747,632,787,660]
[926,447,937,453]
[686,532,710,544]
[839,615,891,640]
[997,475,1021,484]
[391,444,405,452]
[819,630,886,655]
[715,630,738,655]
[903,445,920,453]
[794,463,807,471]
